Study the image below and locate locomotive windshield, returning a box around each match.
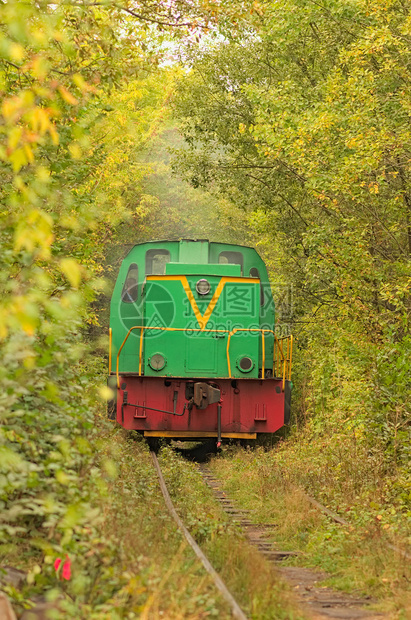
[250,267,265,306]
[121,263,139,302]
[218,251,243,274]
[145,249,170,275]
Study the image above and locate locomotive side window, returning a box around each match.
[218,251,243,274]
[250,267,265,306]
[145,249,170,275]
[122,264,139,303]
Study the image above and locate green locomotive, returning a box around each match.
[108,239,292,442]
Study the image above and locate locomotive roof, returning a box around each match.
[124,239,258,252]
[121,239,265,267]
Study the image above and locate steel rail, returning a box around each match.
[150,451,248,620]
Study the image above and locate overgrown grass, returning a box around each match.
[97,426,237,619]
[158,445,304,620]
[211,443,411,619]
[2,413,233,618]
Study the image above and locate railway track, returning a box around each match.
[150,451,248,620]
[152,448,388,620]
[198,463,386,620]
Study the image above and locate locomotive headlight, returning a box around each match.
[237,356,254,372]
[149,353,166,371]
[196,278,211,295]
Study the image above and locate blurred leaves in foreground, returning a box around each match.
[0,0,228,614]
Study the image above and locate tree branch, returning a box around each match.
[62,1,208,29]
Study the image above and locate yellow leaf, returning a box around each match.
[0,309,9,339]
[60,258,82,288]
[31,56,49,80]
[31,108,50,134]
[53,29,65,43]
[60,215,80,229]
[10,148,27,172]
[48,124,59,145]
[32,29,47,46]
[2,97,21,121]
[100,386,114,400]
[23,143,34,164]
[14,209,54,258]
[72,73,86,90]
[56,470,70,485]
[8,127,23,150]
[21,90,35,107]
[58,86,78,106]
[68,142,82,159]
[36,166,50,182]
[102,459,118,479]
[23,354,36,369]
[9,43,25,62]
[14,307,38,336]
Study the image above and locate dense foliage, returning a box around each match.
[173,0,411,506]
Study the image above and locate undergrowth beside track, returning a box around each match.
[98,429,233,619]
[211,443,411,619]
[3,417,236,618]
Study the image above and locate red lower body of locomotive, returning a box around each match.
[109,375,291,441]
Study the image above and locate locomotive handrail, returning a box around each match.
[226,329,292,391]
[114,326,293,391]
[226,328,268,378]
[115,325,231,387]
[274,334,293,391]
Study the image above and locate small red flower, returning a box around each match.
[62,556,71,580]
[54,558,62,572]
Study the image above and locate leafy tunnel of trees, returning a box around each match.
[0,0,409,614]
